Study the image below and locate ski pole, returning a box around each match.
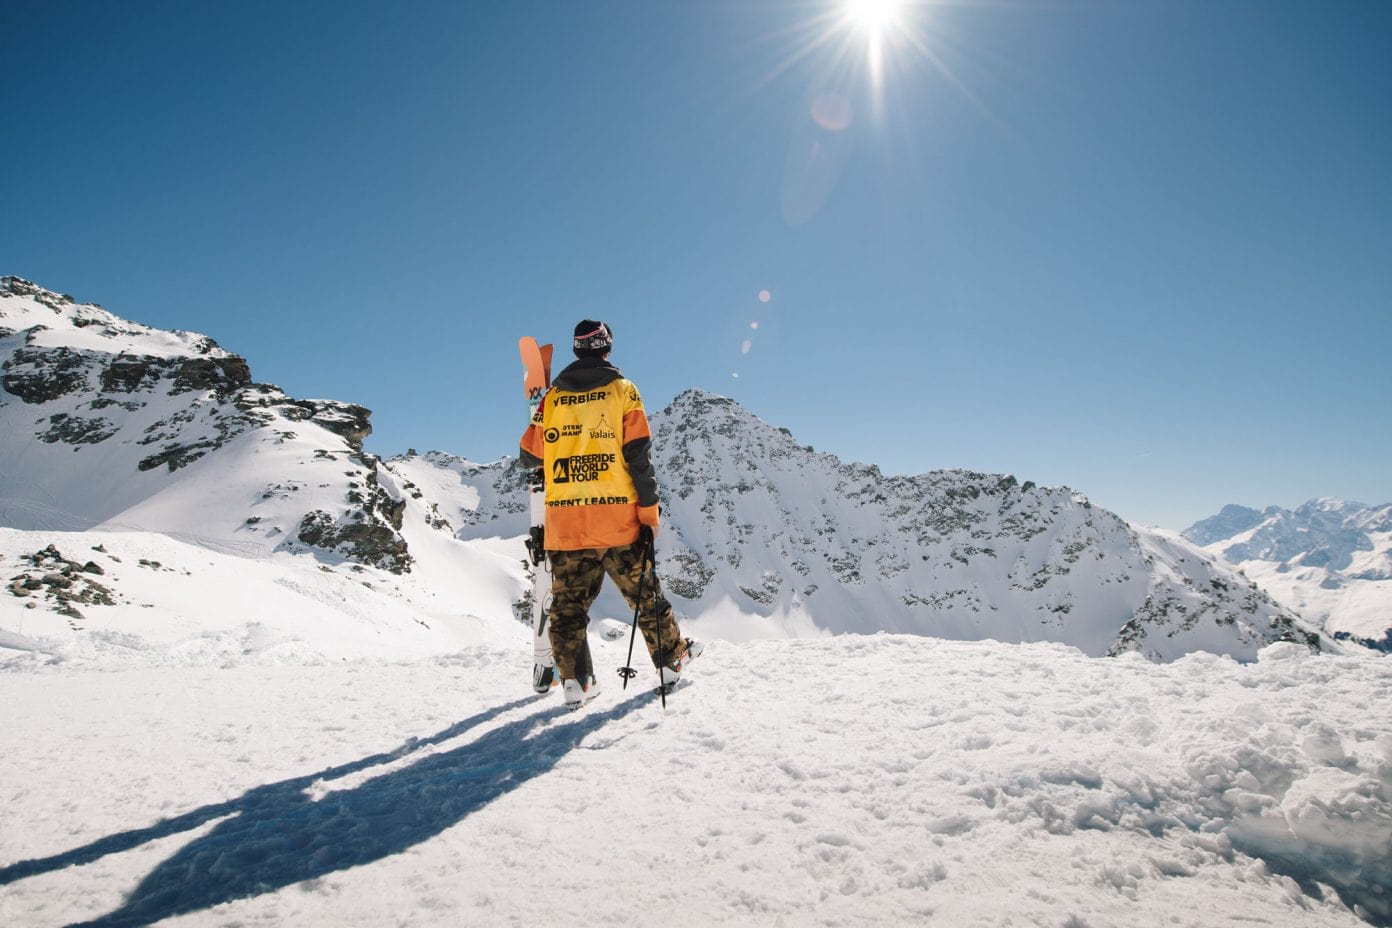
[647,528,667,709]
[617,527,654,690]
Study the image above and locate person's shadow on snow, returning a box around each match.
[3,692,652,927]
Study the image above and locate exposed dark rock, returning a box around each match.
[138,440,223,473]
[1333,629,1392,653]
[89,396,146,411]
[7,544,119,618]
[39,412,117,445]
[2,346,92,403]
[101,356,157,393]
[382,495,406,530]
[233,391,372,452]
[297,509,412,574]
[311,402,372,451]
[1,276,73,312]
[281,400,371,450]
[170,356,252,395]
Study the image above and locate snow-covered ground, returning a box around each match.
[0,527,523,664]
[3,634,1388,927]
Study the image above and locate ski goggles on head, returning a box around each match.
[573,323,613,352]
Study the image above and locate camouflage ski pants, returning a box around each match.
[548,538,683,681]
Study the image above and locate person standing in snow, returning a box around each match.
[519,320,702,709]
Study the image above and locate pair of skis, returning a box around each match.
[519,337,559,693]
[518,337,595,695]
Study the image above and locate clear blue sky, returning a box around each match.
[3,0,1388,529]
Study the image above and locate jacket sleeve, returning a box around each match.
[620,380,659,507]
[623,437,658,507]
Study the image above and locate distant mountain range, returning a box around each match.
[1184,499,1392,652]
[0,276,1344,661]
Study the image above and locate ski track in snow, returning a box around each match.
[2,636,1389,927]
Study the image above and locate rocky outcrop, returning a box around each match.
[0,276,76,312]
[294,454,411,573]
[170,356,252,395]
[297,510,408,572]
[3,346,92,403]
[5,544,118,622]
[2,277,411,575]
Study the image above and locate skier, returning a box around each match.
[519,320,701,709]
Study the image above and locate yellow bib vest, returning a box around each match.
[521,378,651,550]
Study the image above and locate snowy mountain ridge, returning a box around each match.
[0,276,1328,662]
[390,401,1324,660]
[0,275,409,567]
[649,390,1322,659]
[1184,499,1392,651]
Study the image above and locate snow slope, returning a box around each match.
[0,527,522,663]
[2,637,1388,927]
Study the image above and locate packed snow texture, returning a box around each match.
[2,637,1389,927]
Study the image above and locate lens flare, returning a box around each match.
[810,93,854,132]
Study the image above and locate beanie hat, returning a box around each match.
[573,320,613,358]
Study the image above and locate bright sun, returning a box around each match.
[843,0,906,33]
[757,0,933,103]
[840,0,911,90]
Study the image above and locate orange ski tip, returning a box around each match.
[519,336,552,396]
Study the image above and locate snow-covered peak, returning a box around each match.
[641,392,1321,660]
[1,276,228,360]
[1,276,409,572]
[1183,503,1270,546]
[1184,498,1391,574]
[658,388,812,453]
[1185,498,1392,651]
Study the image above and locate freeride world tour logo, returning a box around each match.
[552,453,615,484]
